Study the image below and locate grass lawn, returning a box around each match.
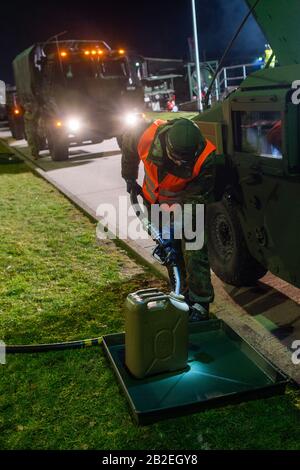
[146,111,198,121]
[0,162,299,450]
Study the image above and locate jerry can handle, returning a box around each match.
[143,294,170,311]
[144,294,170,304]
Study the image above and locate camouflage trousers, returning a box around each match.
[168,233,214,304]
[146,201,214,304]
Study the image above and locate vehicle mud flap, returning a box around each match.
[11,120,25,140]
[47,129,69,162]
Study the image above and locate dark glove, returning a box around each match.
[152,239,178,266]
[126,179,142,195]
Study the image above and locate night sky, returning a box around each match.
[0,0,266,83]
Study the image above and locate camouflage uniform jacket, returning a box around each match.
[121,119,217,205]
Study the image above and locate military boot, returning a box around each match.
[189,302,209,322]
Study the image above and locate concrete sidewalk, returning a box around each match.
[1,128,299,384]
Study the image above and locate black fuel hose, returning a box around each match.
[130,188,181,295]
[6,337,102,354]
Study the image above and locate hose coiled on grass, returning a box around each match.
[6,337,102,354]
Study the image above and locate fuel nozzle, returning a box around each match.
[152,238,178,267]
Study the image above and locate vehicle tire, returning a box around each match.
[206,195,267,286]
[47,130,69,161]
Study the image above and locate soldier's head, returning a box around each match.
[165,118,206,167]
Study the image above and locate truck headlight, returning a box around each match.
[67,118,81,132]
[124,113,139,126]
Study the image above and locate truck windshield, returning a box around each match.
[100,59,127,78]
[63,61,95,79]
[62,59,128,80]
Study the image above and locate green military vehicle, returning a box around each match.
[194,0,300,288]
[13,40,144,161]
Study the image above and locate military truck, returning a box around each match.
[194,0,300,289]
[6,86,25,140]
[13,40,144,160]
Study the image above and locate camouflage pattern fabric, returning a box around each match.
[179,233,214,304]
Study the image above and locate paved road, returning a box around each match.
[3,130,127,215]
[1,124,300,383]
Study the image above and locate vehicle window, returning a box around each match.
[64,61,96,79]
[100,60,127,78]
[61,59,127,80]
[234,111,283,159]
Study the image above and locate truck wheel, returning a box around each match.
[47,131,69,161]
[206,195,267,286]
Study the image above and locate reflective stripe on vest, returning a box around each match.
[144,174,156,202]
[137,120,216,204]
[137,119,167,203]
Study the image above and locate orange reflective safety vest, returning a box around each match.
[137,119,216,205]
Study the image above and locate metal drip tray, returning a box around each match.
[102,319,288,425]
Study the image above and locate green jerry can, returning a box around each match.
[125,288,189,379]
